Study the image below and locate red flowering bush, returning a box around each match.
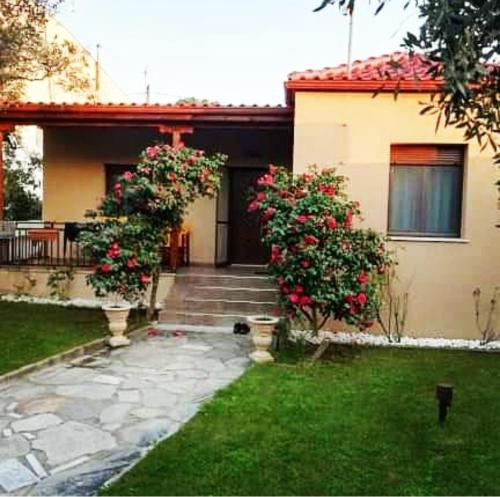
[82,143,226,313]
[249,165,393,334]
[80,220,159,303]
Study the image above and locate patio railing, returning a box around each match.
[0,221,190,270]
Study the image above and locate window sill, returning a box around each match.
[387,236,470,244]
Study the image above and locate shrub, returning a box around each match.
[81,143,226,315]
[249,165,393,335]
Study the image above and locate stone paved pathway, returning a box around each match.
[0,331,251,496]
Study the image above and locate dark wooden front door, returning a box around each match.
[229,168,268,265]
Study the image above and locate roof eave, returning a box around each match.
[285,79,443,104]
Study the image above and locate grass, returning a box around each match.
[0,301,145,375]
[103,345,500,496]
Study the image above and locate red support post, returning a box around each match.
[0,131,4,221]
[157,125,194,270]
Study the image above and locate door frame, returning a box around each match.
[226,165,268,265]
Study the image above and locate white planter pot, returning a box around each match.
[102,304,132,348]
[247,315,279,363]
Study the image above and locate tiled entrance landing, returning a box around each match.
[159,266,278,328]
[0,331,251,496]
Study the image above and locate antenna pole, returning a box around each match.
[144,68,150,104]
[346,6,354,78]
[95,43,101,102]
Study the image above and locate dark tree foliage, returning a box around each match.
[313,0,500,163]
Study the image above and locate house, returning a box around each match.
[0,52,498,339]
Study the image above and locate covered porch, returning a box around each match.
[0,102,293,270]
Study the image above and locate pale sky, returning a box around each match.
[58,0,422,105]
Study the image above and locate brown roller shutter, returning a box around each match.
[391,145,465,166]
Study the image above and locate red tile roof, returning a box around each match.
[0,102,293,127]
[285,51,443,102]
[288,51,439,83]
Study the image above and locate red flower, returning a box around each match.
[345,294,354,304]
[100,263,112,274]
[277,276,285,286]
[296,214,310,224]
[356,292,367,306]
[344,210,353,229]
[295,284,304,294]
[262,207,276,222]
[357,271,369,284]
[270,245,281,264]
[300,259,311,269]
[106,242,120,258]
[248,200,259,212]
[326,216,337,229]
[269,164,279,175]
[146,145,160,159]
[256,192,267,201]
[281,285,290,295]
[257,174,274,187]
[303,234,319,245]
[289,293,300,304]
[299,295,312,306]
[127,257,138,269]
[168,172,178,181]
[319,184,335,196]
[140,273,150,285]
[123,171,134,181]
[302,174,313,183]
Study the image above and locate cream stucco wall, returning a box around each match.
[293,91,500,339]
[0,267,174,303]
[43,127,158,221]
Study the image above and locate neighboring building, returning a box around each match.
[0,52,498,339]
[17,17,127,163]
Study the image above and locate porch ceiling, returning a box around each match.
[0,102,293,129]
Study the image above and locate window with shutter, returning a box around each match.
[388,145,465,237]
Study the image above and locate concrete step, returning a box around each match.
[174,274,275,290]
[166,297,277,315]
[159,310,251,327]
[172,286,277,302]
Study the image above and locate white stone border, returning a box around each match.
[291,330,500,351]
[0,294,164,310]
[0,293,103,308]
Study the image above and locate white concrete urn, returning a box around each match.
[102,304,131,347]
[247,315,279,363]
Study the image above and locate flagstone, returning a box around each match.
[16,395,66,416]
[0,435,30,458]
[0,459,38,492]
[55,384,117,400]
[12,414,62,433]
[33,422,117,466]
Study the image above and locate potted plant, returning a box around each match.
[79,219,159,347]
[246,315,280,363]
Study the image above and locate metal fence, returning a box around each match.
[0,221,189,270]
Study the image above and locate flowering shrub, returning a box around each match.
[81,143,226,313]
[80,220,159,303]
[249,165,393,334]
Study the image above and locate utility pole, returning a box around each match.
[144,68,150,104]
[95,43,101,102]
[345,4,354,78]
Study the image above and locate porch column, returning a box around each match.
[158,125,194,270]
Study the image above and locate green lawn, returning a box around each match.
[0,301,109,374]
[103,346,500,496]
